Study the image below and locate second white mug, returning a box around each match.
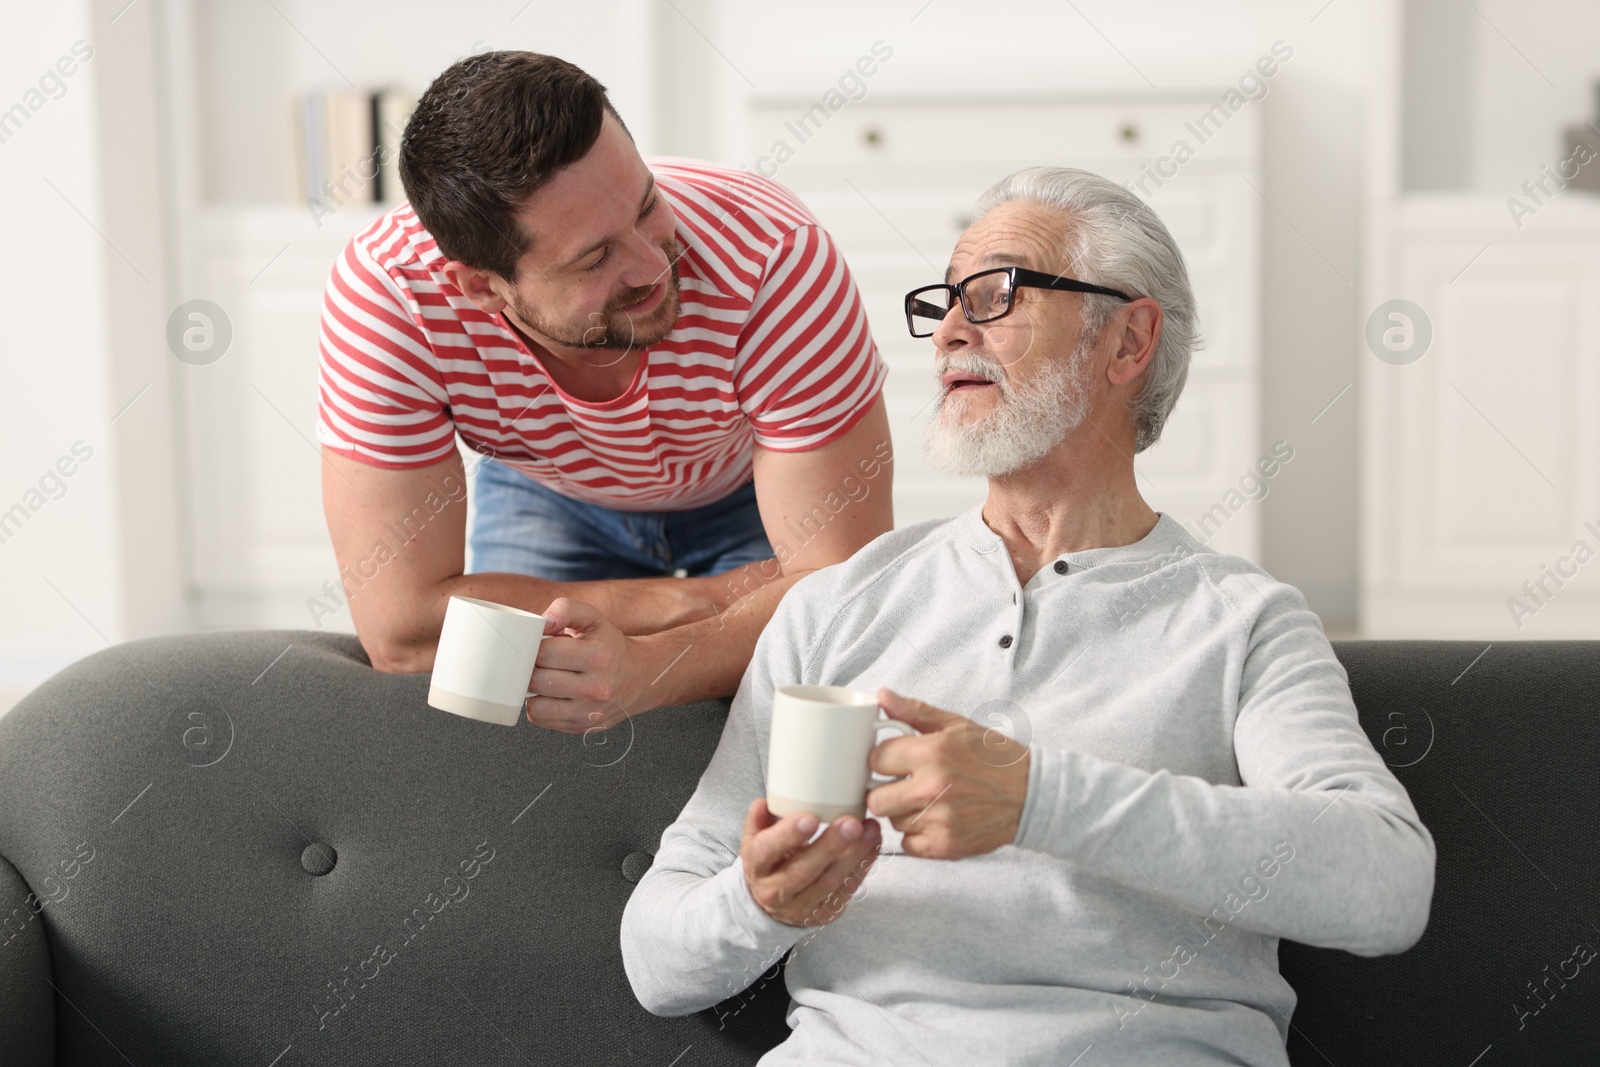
[766,684,916,822]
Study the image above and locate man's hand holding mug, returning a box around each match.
[426,593,638,734]
[741,684,1032,928]
[866,688,1032,861]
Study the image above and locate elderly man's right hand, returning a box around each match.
[740,799,881,927]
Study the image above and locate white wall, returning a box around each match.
[1467,0,1600,194]
[1402,0,1475,190]
[1405,0,1600,194]
[0,0,184,704]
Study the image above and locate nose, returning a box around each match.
[931,301,978,352]
[620,235,669,288]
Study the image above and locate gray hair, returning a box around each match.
[971,167,1200,453]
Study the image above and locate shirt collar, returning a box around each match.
[952,502,1195,569]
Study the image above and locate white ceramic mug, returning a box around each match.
[427,596,548,727]
[766,685,917,822]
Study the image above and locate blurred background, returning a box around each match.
[3,0,1598,716]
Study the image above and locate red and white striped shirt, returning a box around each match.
[314,158,888,511]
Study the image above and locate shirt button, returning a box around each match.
[1054,560,1068,574]
[998,634,1013,649]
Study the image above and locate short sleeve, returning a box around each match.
[314,236,456,469]
[733,224,888,452]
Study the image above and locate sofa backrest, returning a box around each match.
[1280,640,1600,1066]
[0,629,789,1065]
[1,631,1596,1065]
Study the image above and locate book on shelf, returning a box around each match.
[293,86,417,220]
[373,88,414,203]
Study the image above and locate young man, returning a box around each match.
[621,167,1434,1065]
[316,53,894,732]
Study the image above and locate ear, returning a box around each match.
[1106,297,1163,387]
[442,261,509,315]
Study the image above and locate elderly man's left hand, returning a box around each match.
[866,688,1032,860]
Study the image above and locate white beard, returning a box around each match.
[922,336,1094,479]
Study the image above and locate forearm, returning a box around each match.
[365,569,726,673]
[623,568,809,713]
[621,860,802,1016]
[445,570,728,636]
[1016,747,1435,954]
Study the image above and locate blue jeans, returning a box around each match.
[468,457,774,581]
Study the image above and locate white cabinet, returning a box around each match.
[177,207,386,630]
[747,95,1264,559]
[1362,196,1600,637]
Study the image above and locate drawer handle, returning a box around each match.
[1119,122,1140,144]
[862,125,885,148]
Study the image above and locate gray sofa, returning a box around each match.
[1,629,1595,1065]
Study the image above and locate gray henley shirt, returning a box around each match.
[620,505,1436,1066]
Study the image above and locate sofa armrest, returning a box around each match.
[0,853,55,1065]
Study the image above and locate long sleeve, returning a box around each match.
[620,577,821,1016]
[1013,579,1436,956]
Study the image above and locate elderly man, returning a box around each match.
[619,167,1435,1065]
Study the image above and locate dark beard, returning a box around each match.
[511,238,682,351]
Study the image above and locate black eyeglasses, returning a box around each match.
[904,267,1133,338]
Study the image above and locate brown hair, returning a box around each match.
[399,51,627,279]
